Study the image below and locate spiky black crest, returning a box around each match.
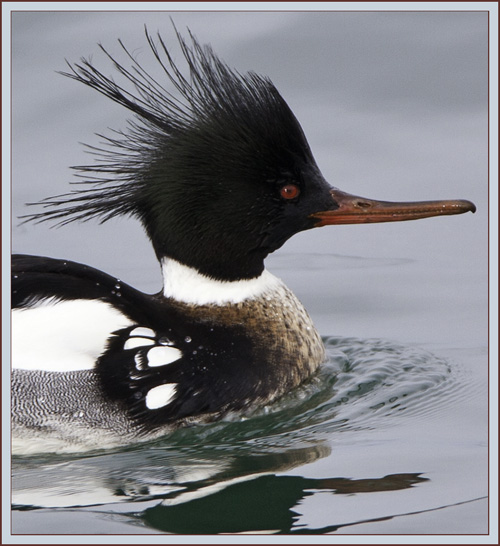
[23,26,315,228]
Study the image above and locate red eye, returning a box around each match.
[280,184,300,200]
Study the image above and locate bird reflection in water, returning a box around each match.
[140,470,428,534]
[119,442,428,535]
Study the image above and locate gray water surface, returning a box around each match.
[10,253,489,535]
[11,330,488,534]
[8,9,489,538]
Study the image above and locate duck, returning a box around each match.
[11,27,476,452]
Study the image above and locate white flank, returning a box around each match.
[161,258,283,305]
[147,346,183,367]
[146,383,177,409]
[12,298,134,372]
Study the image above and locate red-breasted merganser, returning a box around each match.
[11,27,475,452]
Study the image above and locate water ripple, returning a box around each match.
[12,336,473,512]
[150,336,457,449]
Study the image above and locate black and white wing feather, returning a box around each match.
[97,320,259,432]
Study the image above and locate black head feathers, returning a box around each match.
[24,26,317,223]
[22,25,331,280]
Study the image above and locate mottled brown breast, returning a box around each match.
[167,282,325,403]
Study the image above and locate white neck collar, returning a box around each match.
[161,258,283,305]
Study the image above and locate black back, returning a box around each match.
[12,255,288,432]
